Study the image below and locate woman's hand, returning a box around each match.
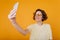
[10,17,16,24]
[8,9,16,24]
[8,2,19,23]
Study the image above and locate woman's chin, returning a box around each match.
[36,20,41,22]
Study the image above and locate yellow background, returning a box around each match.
[0,0,60,40]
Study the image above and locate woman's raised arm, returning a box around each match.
[8,2,29,35]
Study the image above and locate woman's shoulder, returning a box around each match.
[28,23,36,26]
[27,23,36,29]
[44,23,51,27]
[44,23,50,25]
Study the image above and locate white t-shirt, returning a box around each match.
[27,23,52,40]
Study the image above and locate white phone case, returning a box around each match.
[8,2,19,19]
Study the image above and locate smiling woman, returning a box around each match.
[8,4,53,40]
[0,0,60,40]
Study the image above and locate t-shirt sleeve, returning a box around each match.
[27,24,33,32]
[47,24,53,40]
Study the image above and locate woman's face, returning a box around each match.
[35,11,43,22]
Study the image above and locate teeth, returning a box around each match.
[8,2,19,19]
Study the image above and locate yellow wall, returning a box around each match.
[0,0,60,40]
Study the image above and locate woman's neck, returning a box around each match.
[37,21,43,26]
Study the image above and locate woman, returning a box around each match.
[8,9,52,40]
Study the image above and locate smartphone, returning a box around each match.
[8,2,19,19]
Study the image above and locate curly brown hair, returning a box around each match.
[33,9,48,21]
